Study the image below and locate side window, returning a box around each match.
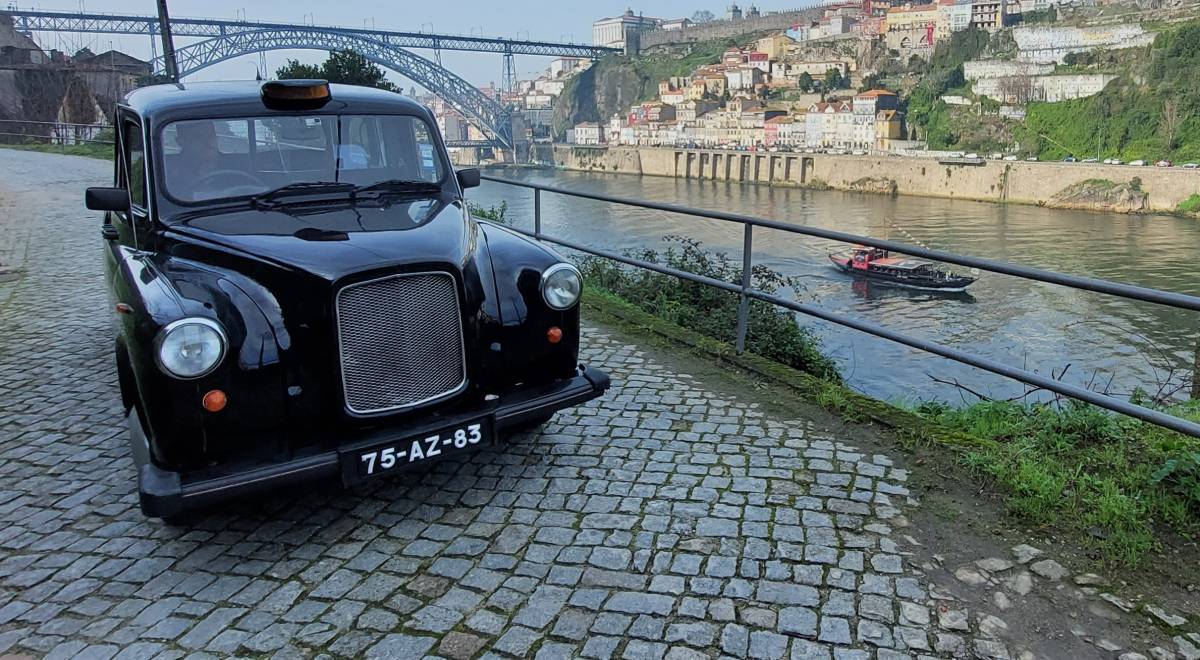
[123,121,146,208]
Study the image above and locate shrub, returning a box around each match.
[468,201,508,225]
[1177,193,1200,214]
[578,236,840,381]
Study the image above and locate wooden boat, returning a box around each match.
[829,246,976,292]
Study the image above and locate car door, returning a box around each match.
[104,112,150,338]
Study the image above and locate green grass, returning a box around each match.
[1177,193,1200,214]
[0,141,112,160]
[915,398,1200,565]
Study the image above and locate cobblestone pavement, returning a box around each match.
[0,151,997,659]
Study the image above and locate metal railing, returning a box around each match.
[0,120,114,147]
[480,173,1200,439]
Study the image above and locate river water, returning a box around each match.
[472,167,1200,405]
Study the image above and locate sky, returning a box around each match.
[24,1,807,87]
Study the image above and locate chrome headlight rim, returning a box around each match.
[540,262,583,311]
[153,317,228,380]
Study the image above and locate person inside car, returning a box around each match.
[167,121,222,201]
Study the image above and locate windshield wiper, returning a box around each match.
[355,179,442,195]
[250,181,356,209]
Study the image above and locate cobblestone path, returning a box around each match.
[0,151,995,659]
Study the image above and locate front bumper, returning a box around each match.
[138,365,610,519]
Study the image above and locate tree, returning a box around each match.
[276,50,398,92]
[859,73,886,92]
[798,71,814,93]
[691,10,716,23]
[1160,98,1191,152]
[276,60,323,80]
[824,68,844,91]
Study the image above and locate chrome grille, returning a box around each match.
[336,272,466,415]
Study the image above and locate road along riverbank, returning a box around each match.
[546,145,1200,216]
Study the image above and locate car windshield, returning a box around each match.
[160,114,446,204]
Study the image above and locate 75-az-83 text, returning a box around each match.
[360,423,483,475]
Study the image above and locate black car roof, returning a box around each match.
[123,80,432,124]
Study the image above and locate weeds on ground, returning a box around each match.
[1,141,112,160]
[914,398,1200,565]
[578,235,841,382]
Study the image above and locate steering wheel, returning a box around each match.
[194,169,266,194]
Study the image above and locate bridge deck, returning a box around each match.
[2,9,619,58]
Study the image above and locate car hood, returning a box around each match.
[161,194,476,282]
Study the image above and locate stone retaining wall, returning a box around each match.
[550,145,1200,214]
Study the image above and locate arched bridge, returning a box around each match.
[4,9,621,150]
[158,28,516,148]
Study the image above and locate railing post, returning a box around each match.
[533,188,542,240]
[735,223,753,354]
[1192,330,1199,401]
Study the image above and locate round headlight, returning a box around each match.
[155,318,227,379]
[541,263,582,310]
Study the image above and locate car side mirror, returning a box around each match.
[86,187,130,212]
[456,168,481,190]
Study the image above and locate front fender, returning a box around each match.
[117,249,289,469]
[478,222,580,386]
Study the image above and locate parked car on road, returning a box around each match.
[1155,160,1172,167]
[964,152,979,159]
[84,80,610,521]
[1025,156,1039,161]
[1062,156,1077,162]
[1129,160,1146,166]
[1003,155,1019,161]
[1184,163,1200,169]
[1083,158,1099,163]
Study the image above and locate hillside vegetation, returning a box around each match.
[905,19,1200,160]
[552,39,736,139]
[1020,20,1200,161]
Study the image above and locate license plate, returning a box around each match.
[353,418,491,479]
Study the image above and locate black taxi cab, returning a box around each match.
[85,79,609,521]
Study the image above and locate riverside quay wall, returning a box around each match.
[551,145,1200,214]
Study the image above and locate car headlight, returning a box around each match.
[155,318,227,379]
[541,263,582,310]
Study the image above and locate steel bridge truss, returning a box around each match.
[153,28,514,148]
[4,10,617,58]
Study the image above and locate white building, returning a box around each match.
[524,94,554,110]
[725,66,765,92]
[573,122,603,145]
[549,58,584,78]
[535,79,568,96]
[592,9,663,48]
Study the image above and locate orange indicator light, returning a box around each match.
[202,389,227,413]
[547,327,563,344]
